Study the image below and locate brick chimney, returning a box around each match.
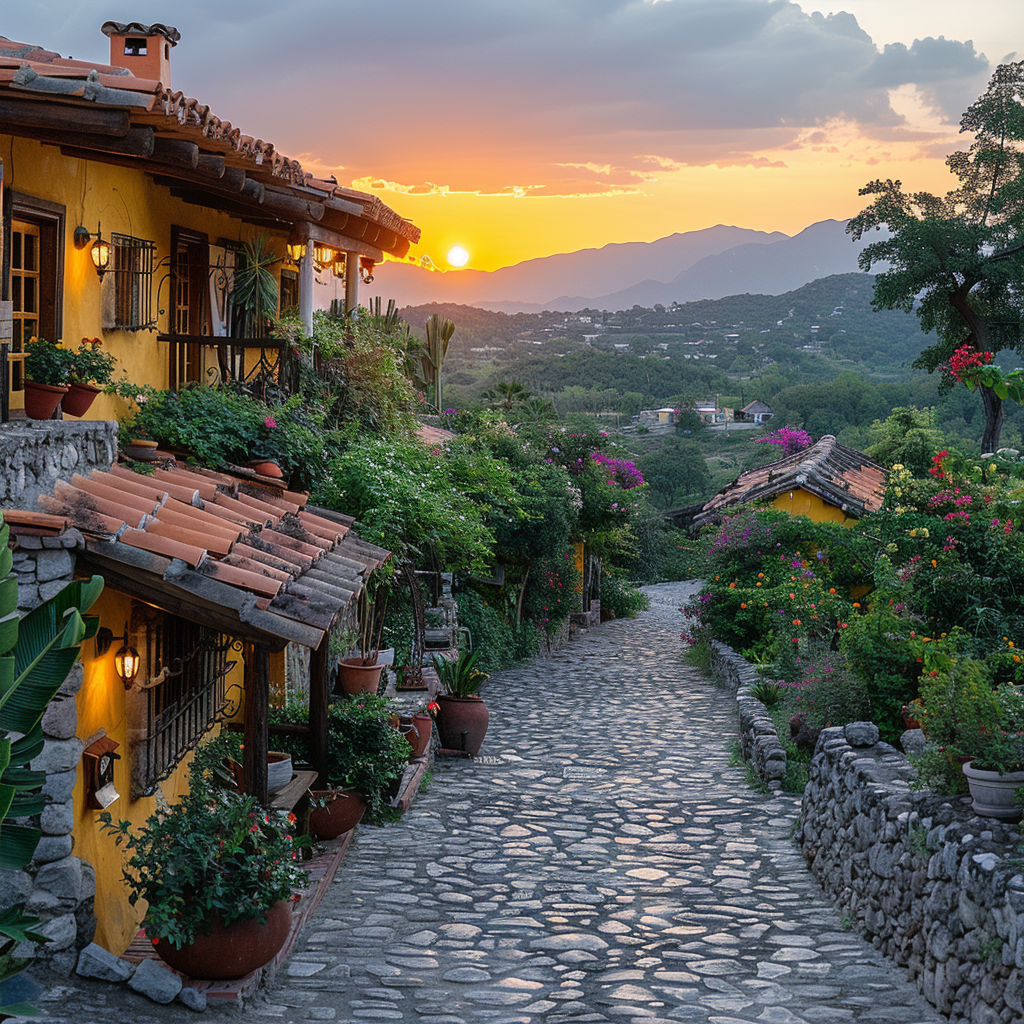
[100,21,180,89]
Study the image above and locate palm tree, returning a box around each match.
[482,379,532,412]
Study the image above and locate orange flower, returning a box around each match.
[758,572,764,578]
[853,602,861,608]
[793,619,802,626]
[740,603,747,609]
[829,588,836,594]
[729,581,736,588]
[789,592,795,599]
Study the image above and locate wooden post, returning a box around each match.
[309,638,331,788]
[345,251,359,316]
[299,246,314,339]
[244,642,270,805]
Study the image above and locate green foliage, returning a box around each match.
[432,649,489,697]
[23,338,75,387]
[750,680,783,707]
[456,588,541,674]
[866,407,946,474]
[125,386,326,488]
[269,695,408,820]
[99,789,306,949]
[68,338,117,386]
[599,571,649,620]
[638,438,712,508]
[848,62,1024,451]
[418,313,455,413]
[232,235,279,336]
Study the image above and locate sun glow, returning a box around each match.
[446,245,470,268]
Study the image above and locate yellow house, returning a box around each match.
[693,434,888,528]
[1,21,419,423]
[0,21,413,963]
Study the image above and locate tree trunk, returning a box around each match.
[980,384,1004,453]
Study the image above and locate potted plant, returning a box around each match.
[269,694,409,837]
[62,337,117,417]
[959,682,1024,820]
[247,414,285,478]
[23,337,74,419]
[337,577,390,696]
[99,786,307,979]
[432,649,490,756]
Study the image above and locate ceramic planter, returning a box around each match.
[308,788,366,839]
[962,761,1024,820]
[337,657,384,696]
[400,713,433,760]
[23,380,67,420]
[248,460,283,478]
[436,695,488,756]
[153,899,293,979]
[61,381,101,417]
[266,752,293,795]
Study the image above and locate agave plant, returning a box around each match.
[432,649,489,697]
[419,314,455,413]
[0,513,104,1013]
[232,234,280,338]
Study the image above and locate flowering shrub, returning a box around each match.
[754,426,813,457]
[99,787,307,949]
[591,451,644,489]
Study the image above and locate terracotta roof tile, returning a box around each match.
[695,435,887,526]
[145,516,233,557]
[66,476,158,517]
[152,503,243,544]
[152,466,220,501]
[120,527,206,567]
[201,560,282,598]
[213,494,273,528]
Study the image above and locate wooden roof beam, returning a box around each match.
[0,96,131,135]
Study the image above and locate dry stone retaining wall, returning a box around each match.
[709,640,787,790]
[799,726,1024,1024]
[0,420,117,509]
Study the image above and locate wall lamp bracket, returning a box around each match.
[74,222,111,278]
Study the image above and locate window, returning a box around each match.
[131,611,233,798]
[169,226,211,386]
[110,233,156,331]
[2,194,64,413]
[280,269,298,315]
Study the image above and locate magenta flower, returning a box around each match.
[264,416,277,429]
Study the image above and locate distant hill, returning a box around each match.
[360,219,875,314]
[359,225,784,310]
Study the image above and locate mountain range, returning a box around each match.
[358,218,878,314]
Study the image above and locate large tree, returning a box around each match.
[848,61,1024,452]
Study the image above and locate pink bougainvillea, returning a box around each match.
[754,426,813,457]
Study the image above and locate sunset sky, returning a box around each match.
[5,1,1023,270]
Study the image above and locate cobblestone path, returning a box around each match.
[251,581,941,1024]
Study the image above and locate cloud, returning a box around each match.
[3,0,992,194]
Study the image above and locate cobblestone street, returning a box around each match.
[25,582,942,1022]
[248,581,940,1024]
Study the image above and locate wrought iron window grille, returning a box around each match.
[131,610,237,799]
[110,232,157,331]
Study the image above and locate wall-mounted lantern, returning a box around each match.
[73,223,111,278]
[95,623,141,689]
[286,242,307,264]
[313,244,335,272]
[359,257,375,284]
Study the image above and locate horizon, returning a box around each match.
[4,2,1022,273]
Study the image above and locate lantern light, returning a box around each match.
[95,623,141,689]
[359,257,375,284]
[114,641,141,689]
[74,222,111,278]
[313,244,335,271]
[286,242,307,263]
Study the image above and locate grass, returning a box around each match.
[684,639,712,673]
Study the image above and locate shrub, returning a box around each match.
[600,570,649,619]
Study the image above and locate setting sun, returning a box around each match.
[446,245,470,268]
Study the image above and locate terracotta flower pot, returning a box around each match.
[61,381,101,417]
[23,380,67,420]
[248,460,283,478]
[962,761,1024,821]
[336,657,384,696]
[436,694,489,756]
[308,788,366,840]
[401,714,433,760]
[153,899,293,980]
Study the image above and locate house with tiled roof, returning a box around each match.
[0,20,420,964]
[0,20,419,422]
[693,434,887,528]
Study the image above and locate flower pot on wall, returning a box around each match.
[23,380,67,420]
[308,788,366,840]
[336,658,384,697]
[400,714,433,760]
[248,460,283,479]
[436,694,488,756]
[153,899,293,979]
[61,381,101,417]
[962,761,1024,820]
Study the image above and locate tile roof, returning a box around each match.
[694,434,887,526]
[0,33,420,252]
[20,457,389,650]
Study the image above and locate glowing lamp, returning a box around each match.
[286,242,306,263]
[359,257,375,284]
[114,642,141,689]
[313,244,335,271]
[74,222,111,278]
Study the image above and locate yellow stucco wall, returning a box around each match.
[72,587,247,954]
[3,134,290,418]
[770,488,857,526]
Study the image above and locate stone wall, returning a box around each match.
[799,726,1024,1024]
[0,420,118,509]
[709,640,788,791]
[0,528,97,974]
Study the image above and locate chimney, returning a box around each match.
[101,22,180,89]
